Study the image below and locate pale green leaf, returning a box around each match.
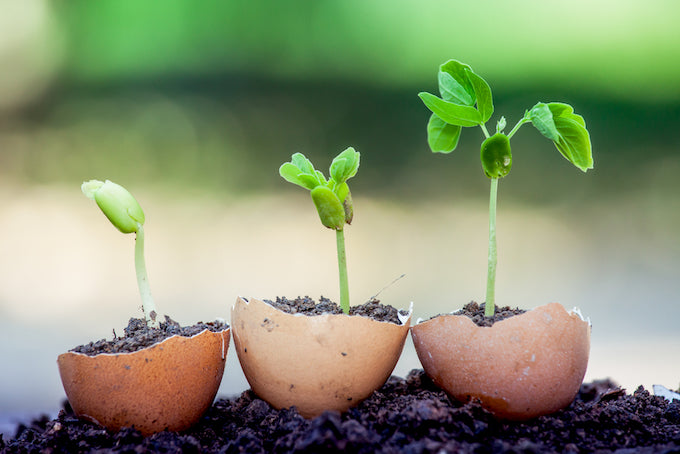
[439,60,476,105]
[466,68,493,123]
[438,71,474,106]
[552,116,593,172]
[418,92,481,127]
[427,114,461,153]
[529,103,560,141]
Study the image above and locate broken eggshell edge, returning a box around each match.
[57,326,230,436]
[231,296,412,418]
[411,302,590,420]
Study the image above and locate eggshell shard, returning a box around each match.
[411,302,590,420]
[231,296,411,418]
[57,327,230,435]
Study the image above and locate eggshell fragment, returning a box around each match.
[231,297,411,418]
[57,327,230,435]
[411,302,590,420]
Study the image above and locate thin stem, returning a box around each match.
[336,228,350,314]
[479,123,491,139]
[135,224,159,328]
[485,178,498,318]
[507,117,530,140]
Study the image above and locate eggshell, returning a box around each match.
[411,302,590,420]
[57,327,230,435]
[231,297,411,418]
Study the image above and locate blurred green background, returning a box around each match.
[1,0,679,426]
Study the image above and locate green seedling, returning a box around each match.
[82,179,159,328]
[279,147,360,314]
[419,59,593,318]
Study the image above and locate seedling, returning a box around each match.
[419,59,593,318]
[82,179,159,328]
[279,147,360,314]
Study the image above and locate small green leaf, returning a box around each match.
[439,60,476,105]
[329,147,360,184]
[279,162,321,190]
[427,114,461,153]
[438,71,474,106]
[83,179,145,234]
[552,116,593,172]
[291,152,316,175]
[418,92,482,127]
[548,102,586,127]
[466,69,494,123]
[529,103,560,141]
[311,186,345,230]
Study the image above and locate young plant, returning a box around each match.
[279,147,360,314]
[82,179,159,328]
[419,59,593,318]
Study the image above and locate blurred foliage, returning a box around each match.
[1,0,680,204]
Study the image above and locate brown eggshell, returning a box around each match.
[57,327,230,435]
[231,297,411,418]
[411,302,590,420]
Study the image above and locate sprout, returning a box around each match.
[419,59,593,318]
[279,147,360,314]
[82,180,159,328]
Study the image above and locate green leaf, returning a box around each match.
[279,162,320,190]
[529,102,593,172]
[552,116,593,172]
[439,60,476,105]
[427,114,461,153]
[529,103,560,141]
[438,71,474,106]
[329,147,360,184]
[466,69,494,123]
[418,92,482,127]
[311,186,345,230]
[291,152,316,175]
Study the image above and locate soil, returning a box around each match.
[3,370,679,453]
[70,316,228,355]
[453,301,527,327]
[265,296,407,325]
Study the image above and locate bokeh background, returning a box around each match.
[1,0,679,431]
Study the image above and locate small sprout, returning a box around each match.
[419,59,593,317]
[279,148,361,314]
[82,180,159,328]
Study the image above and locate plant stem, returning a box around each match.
[135,224,159,328]
[336,228,350,314]
[485,178,498,318]
[507,117,530,140]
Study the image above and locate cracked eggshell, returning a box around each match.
[57,327,230,435]
[411,302,590,420]
[231,296,412,418]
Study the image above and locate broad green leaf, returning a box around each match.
[552,116,593,172]
[279,162,321,190]
[529,103,560,141]
[438,71,474,106]
[329,147,360,184]
[439,60,476,105]
[311,186,345,230]
[427,114,461,153]
[466,68,494,123]
[418,92,481,127]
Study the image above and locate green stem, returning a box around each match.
[485,178,498,318]
[479,123,491,139]
[507,117,530,140]
[135,224,159,328]
[336,228,350,314]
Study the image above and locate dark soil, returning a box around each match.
[265,296,407,325]
[3,370,679,453]
[453,301,527,327]
[70,317,228,356]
